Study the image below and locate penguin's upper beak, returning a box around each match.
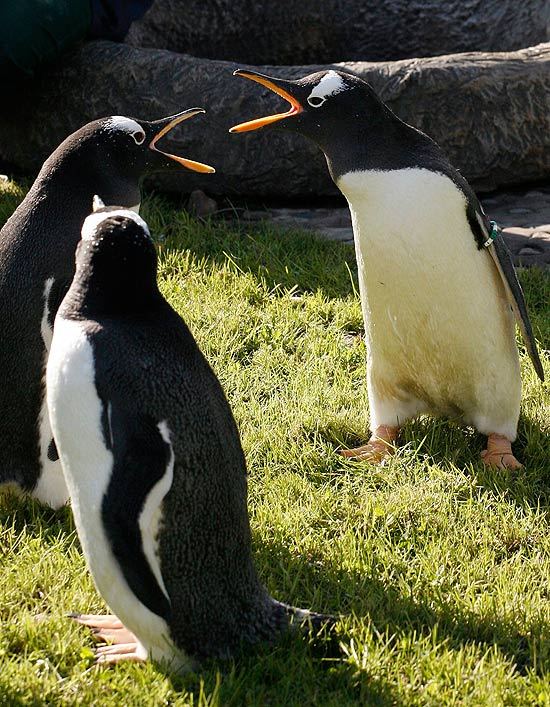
[148,109,216,173]
[229,70,304,133]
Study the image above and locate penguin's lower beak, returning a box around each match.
[149,109,216,173]
[229,70,303,133]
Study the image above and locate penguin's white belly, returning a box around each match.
[46,316,184,669]
[337,168,521,438]
[33,277,69,508]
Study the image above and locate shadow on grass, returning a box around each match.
[0,491,75,542]
[250,534,550,679]
[145,195,359,301]
[319,411,550,508]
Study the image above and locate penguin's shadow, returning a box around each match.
[319,412,550,507]
[166,531,550,703]
[253,533,549,676]
[0,491,75,541]
[146,196,359,301]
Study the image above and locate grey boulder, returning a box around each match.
[1,40,550,197]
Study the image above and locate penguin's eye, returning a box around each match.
[132,130,146,145]
[307,96,326,108]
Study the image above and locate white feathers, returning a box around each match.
[92,195,105,212]
[80,209,150,242]
[337,167,521,439]
[139,420,174,604]
[34,277,69,508]
[39,278,54,350]
[307,71,346,107]
[47,316,185,669]
[105,116,146,145]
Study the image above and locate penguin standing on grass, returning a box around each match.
[46,203,331,668]
[230,69,544,469]
[0,110,213,508]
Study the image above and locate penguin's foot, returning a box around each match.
[70,613,137,645]
[481,434,522,470]
[94,642,146,665]
[340,425,398,462]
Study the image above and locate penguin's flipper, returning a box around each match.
[488,233,545,382]
[102,406,174,621]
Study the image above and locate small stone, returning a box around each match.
[187,190,218,218]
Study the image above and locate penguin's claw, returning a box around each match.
[91,626,138,645]
[340,425,398,462]
[481,434,523,470]
[95,642,146,664]
[70,613,124,630]
[71,613,138,645]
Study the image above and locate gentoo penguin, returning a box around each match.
[46,203,331,668]
[0,109,214,508]
[230,69,544,469]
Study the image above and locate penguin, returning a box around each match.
[229,69,544,469]
[46,203,332,668]
[0,109,214,508]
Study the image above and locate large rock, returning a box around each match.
[127,0,550,64]
[1,40,550,197]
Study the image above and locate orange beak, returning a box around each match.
[229,70,303,133]
[149,108,216,173]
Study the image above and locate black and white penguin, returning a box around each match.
[0,110,214,508]
[46,203,331,668]
[230,69,544,469]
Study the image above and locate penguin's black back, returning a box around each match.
[0,119,143,491]
[62,217,277,660]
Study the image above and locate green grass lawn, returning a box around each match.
[1,180,550,706]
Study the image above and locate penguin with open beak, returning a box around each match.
[0,109,214,508]
[230,69,544,469]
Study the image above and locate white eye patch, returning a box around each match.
[105,116,146,145]
[307,70,346,108]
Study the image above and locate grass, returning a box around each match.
[1,179,550,706]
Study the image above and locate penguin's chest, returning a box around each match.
[336,168,514,390]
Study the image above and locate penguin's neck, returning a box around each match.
[36,148,141,214]
[61,261,163,321]
[321,110,444,186]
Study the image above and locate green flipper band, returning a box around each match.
[483,221,499,248]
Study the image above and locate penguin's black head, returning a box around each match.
[229,69,391,178]
[232,70,382,141]
[96,109,216,176]
[47,109,215,208]
[67,200,161,316]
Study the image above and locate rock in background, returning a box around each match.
[1,39,550,197]
[127,0,550,64]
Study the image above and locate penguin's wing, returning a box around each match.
[101,404,173,621]
[470,208,545,382]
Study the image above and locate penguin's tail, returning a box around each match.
[284,603,338,634]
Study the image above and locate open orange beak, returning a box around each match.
[149,108,216,173]
[229,70,303,133]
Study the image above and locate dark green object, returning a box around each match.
[0,0,91,83]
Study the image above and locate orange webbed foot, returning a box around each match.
[340,425,398,462]
[481,433,522,470]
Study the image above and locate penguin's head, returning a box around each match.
[69,199,160,313]
[99,109,216,175]
[51,109,215,191]
[229,69,384,157]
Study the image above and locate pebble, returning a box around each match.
[188,189,218,218]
